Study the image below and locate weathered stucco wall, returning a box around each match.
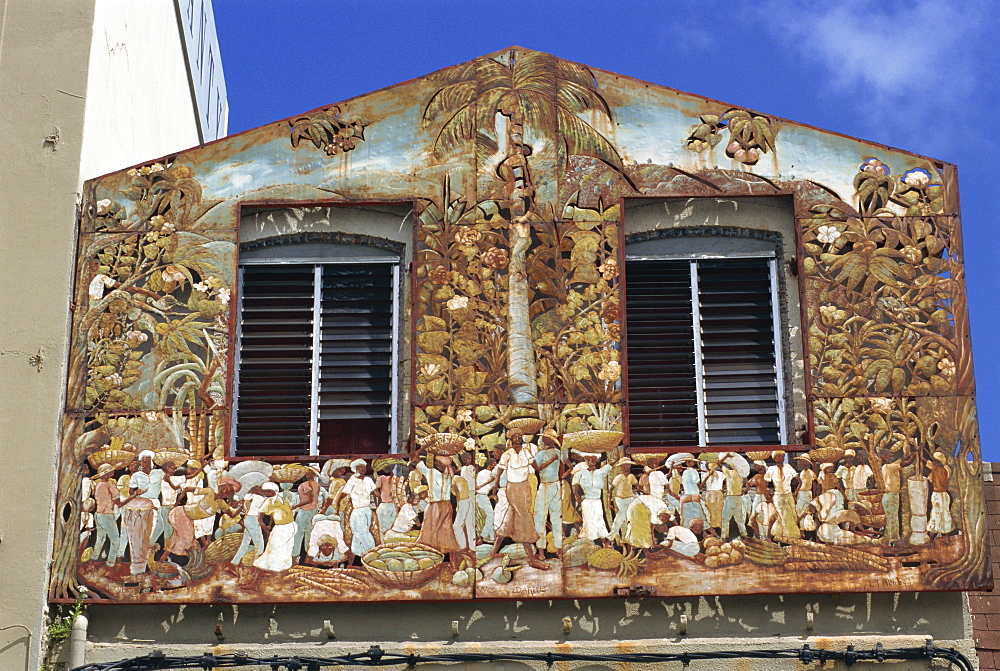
[0,2,95,668]
[0,2,205,668]
[78,594,975,669]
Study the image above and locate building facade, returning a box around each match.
[2,38,988,669]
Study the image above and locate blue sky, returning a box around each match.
[214,0,999,459]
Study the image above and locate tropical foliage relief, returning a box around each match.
[802,160,970,398]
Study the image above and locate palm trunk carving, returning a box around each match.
[422,49,627,405]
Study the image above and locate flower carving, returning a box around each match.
[482,246,510,269]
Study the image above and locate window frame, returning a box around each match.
[231,202,415,460]
[233,253,402,458]
[619,196,810,454]
[623,249,788,448]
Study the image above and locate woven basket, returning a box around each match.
[153,449,190,467]
[860,514,887,529]
[422,433,467,456]
[808,447,845,464]
[507,417,546,435]
[745,451,772,462]
[361,542,444,588]
[563,430,624,454]
[205,532,243,563]
[87,449,136,470]
[272,464,312,483]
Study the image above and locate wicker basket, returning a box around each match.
[808,447,846,464]
[361,542,444,588]
[87,448,136,470]
[563,430,624,454]
[860,514,887,529]
[205,532,243,563]
[272,464,312,483]
[507,417,546,435]
[153,449,190,467]
[422,433,468,456]
[745,451,772,462]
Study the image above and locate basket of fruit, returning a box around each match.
[153,449,190,467]
[808,447,846,464]
[562,430,624,454]
[87,448,136,470]
[361,542,444,588]
[507,417,546,435]
[272,463,313,483]
[421,433,468,456]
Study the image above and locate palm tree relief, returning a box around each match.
[422,49,630,406]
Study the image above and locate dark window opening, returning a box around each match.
[235,261,397,458]
[625,256,784,450]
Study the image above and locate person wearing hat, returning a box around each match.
[572,453,613,546]
[120,450,157,575]
[927,452,954,537]
[836,449,873,504]
[532,429,564,555]
[338,459,378,559]
[253,482,298,572]
[91,464,123,567]
[765,451,801,539]
[608,457,638,542]
[492,427,548,570]
[307,494,351,566]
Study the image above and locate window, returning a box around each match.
[234,241,401,458]
[625,254,786,449]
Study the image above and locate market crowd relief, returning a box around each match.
[73,412,971,602]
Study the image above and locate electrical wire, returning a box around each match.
[69,640,974,671]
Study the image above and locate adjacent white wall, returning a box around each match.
[79,0,201,181]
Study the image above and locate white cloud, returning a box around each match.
[749,0,991,155]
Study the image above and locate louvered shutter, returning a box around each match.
[235,265,315,457]
[698,259,781,444]
[625,256,783,449]
[235,261,396,457]
[625,259,699,449]
[317,263,394,455]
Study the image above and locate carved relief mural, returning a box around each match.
[52,47,987,604]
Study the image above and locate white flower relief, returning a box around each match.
[446,295,469,310]
[817,225,841,244]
